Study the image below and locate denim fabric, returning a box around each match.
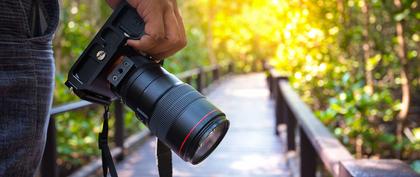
[0,0,59,176]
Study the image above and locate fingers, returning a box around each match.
[126,11,165,52]
[173,3,186,42]
[154,47,181,59]
[153,5,182,52]
[127,0,165,52]
[127,35,158,53]
[172,2,187,50]
[126,0,187,60]
[154,9,186,59]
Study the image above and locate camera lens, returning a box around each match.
[112,56,229,164]
[191,117,228,164]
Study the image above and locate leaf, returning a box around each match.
[394,9,410,21]
[413,128,420,142]
[366,54,381,71]
[342,72,350,83]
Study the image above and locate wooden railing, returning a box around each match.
[40,63,234,177]
[266,67,418,177]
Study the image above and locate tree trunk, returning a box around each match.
[207,0,217,65]
[393,0,410,158]
[362,0,374,95]
[337,0,346,26]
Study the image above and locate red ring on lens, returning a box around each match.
[178,109,217,154]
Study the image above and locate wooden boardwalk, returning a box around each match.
[116,73,291,177]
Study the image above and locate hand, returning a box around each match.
[106,0,187,60]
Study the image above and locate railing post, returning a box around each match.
[274,77,290,135]
[41,117,58,177]
[185,76,192,85]
[114,101,125,161]
[262,61,267,71]
[286,106,296,151]
[205,68,210,88]
[251,60,257,72]
[213,65,220,81]
[278,78,296,151]
[228,62,234,74]
[197,68,204,92]
[260,60,266,71]
[267,74,273,97]
[270,76,275,98]
[273,76,281,135]
[300,127,317,177]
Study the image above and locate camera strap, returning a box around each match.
[99,106,118,177]
[98,106,173,177]
[156,139,173,177]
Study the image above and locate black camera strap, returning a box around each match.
[99,106,118,177]
[99,106,173,177]
[157,139,173,177]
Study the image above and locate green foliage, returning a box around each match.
[264,0,419,162]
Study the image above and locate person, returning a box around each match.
[0,0,186,176]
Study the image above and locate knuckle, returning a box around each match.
[161,1,172,10]
[167,35,187,48]
[149,33,165,41]
[180,38,187,48]
[167,36,180,45]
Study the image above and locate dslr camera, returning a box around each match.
[65,1,229,164]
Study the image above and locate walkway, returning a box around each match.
[116,73,291,177]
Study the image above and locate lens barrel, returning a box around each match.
[111,56,229,164]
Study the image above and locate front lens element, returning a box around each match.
[191,118,229,164]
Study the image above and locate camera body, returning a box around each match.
[66,1,229,165]
[65,2,146,105]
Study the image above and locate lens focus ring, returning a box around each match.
[149,84,204,139]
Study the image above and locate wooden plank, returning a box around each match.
[116,73,291,177]
[279,80,354,176]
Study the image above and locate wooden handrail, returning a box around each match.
[176,68,200,80]
[50,100,95,116]
[41,62,234,177]
[266,67,418,177]
[279,80,353,176]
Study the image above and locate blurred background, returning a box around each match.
[53,0,419,176]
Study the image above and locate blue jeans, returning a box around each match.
[0,1,59,176]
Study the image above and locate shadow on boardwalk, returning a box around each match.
[116,73,291,177]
